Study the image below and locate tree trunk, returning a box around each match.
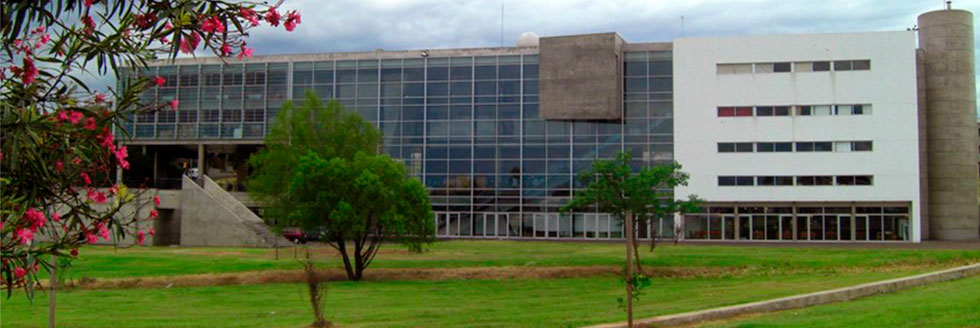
[625,212,634,328]
[336,241,356,281]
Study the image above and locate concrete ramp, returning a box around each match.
[178,175,288,247]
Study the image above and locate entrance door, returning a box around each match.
[723,215,736,240]
[437,213,448,237]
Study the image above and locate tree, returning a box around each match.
[287,151,434,281]
[1,0,299,299]
[560,151,700,328]
[247,91,382,224]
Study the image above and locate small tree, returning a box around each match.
[247,92,382,224]
[560,152,699,327]
[285,151,434,281]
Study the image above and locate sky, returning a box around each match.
[89,0,980,103]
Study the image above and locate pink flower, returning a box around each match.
[179,32,201,54]
[153,195,161,206]
[55,161,63,172]
[240,7,260,26]
[220,43,232,56]
[237,46,254,60]
[284,11,301,32]
[37,33,50,48]
[81,15,96,33]
[85,0,93,8]
[265,7,281,27]
[57,111,69,121]
[97,223,110,240]
[137,231,146,245]
[149,227,156,236]
[85,231,98,244]
[13,267,26,279]
[153,76,166,86]
[87,189,107,204]
[108,184,119,195]
[70,248,79,256]
[68,111,84,124]
[115,145,128,164]
[21,57,37,85]
[72,156,83,165]
[148,209,158,220]
[52,212,61,222]
[84,117,97,130]
[24,208,47,232]
[94,93,107,103]
[98,129,115,150]
[201,16,225,34]
[14,228,34,245]
[169,99,179,111]
[81,172,92,185]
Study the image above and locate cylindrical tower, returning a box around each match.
[918,8,979,240]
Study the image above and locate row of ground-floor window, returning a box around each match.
[434,203,911,242]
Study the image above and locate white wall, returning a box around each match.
[673,31,922,241]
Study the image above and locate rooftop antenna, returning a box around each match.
[500,2,504,47]
[680,15,685,37]
[945,0,952,10]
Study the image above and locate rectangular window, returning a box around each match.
[757,176,776,186]
[813,105,832,116]
[833,60,852,71]
[757,142,774,152]
[717,64,735,75]
[796,142,814,152]
[836,176,856,185]
[735,176,755,186]
[773,62,791,72]
[855,175,873,185]
[755,63,774,73]
[756,106,773,116]
[797,176,815,185]
[775,176,794,186]
[835,141,852,152]
[718,143,735,153]
[852,60,871,70]
[735,142,754,152]
[813,61,831,71]
[774,142,792,152]
[814,142,833,152]
[853,141,873,151]
[773,106,791,116]
[794,62,813,72]
[733,64,753,74]
[718,176,736,186]
[718,107,735,117]
[735,107,753,117]
[797,106,812,116]
[815,176,833,185]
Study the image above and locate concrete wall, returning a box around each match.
[539,33,624,120]
[674,31,922,240]
[918,9,980,240]
[178,176,269,247]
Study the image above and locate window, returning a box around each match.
[813,105,832,116]
[797,106,811,116]
[774,142,792,152]
[813,61,831,71]
[735,142,754,152]
[855,175,873,185]
[794,62,813,72]
[718,143,735,153]
[775,176,794,185]
[852,60,871,70]
[736,107,753,117]
[773,106,790,116]
[757,142,792,152]
[814,142,832,152]
[755,63,773,73]
[836,176,856,185]
[718,176,735,186]
[834,60,852,71]
[757,176,776,186]
[853,141,873,151]
[719,176,754,186]
[756,106,774,116]
[717,63,752,74]
[835,141,852,152]
[796,176,815,186]
[773,62,791,72]
[718,107,735,117]
[796,142,814,152]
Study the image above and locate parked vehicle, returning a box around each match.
[282,227,322,244]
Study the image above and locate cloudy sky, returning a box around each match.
[89,0,980,102]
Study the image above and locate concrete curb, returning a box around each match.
[585,262,980,328]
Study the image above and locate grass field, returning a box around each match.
[703,275,980,327]
[2,240,978,327]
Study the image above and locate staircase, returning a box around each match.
[178,175,290,247]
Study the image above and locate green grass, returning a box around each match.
[0,271,946,328]
[4,240,977,327]
[53,240,980,279]
[705,275,980,327]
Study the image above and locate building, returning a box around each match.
[120,8,978,246]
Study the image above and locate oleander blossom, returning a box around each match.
[169,99,179,111]
[153,76,166,86]
[13,267,26,279]
[84,117,97,130]
[20,57,37,85]
[179,32,201,54]
[137,231,146,245]
[284,11,301,31]
[23,208,47,232]
[154,195,161,206]
[237,45,253,60]
[87,189,108,204]
[115,146,129,169]
[68,111,84,124]
[14,228,34,245]
[201,16,225,34]
[148,209,159,220]
[221,43,232,56]
[265,7,281,26]
[240,7,260,26]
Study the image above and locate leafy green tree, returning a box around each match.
[560,151,699,327]
[248,92,433,281]
[247,91,382,222]
[285,152,434,281]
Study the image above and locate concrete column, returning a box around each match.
[197,144,205,181]
[918,9,980,240]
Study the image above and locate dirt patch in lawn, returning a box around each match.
[62,266,744,290]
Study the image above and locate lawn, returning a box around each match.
[3,240,978,327]
[704,275,980,327]
[46,240,980,279]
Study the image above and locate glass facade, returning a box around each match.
[126,50,675,239]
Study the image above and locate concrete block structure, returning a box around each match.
[118,8,978,245]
